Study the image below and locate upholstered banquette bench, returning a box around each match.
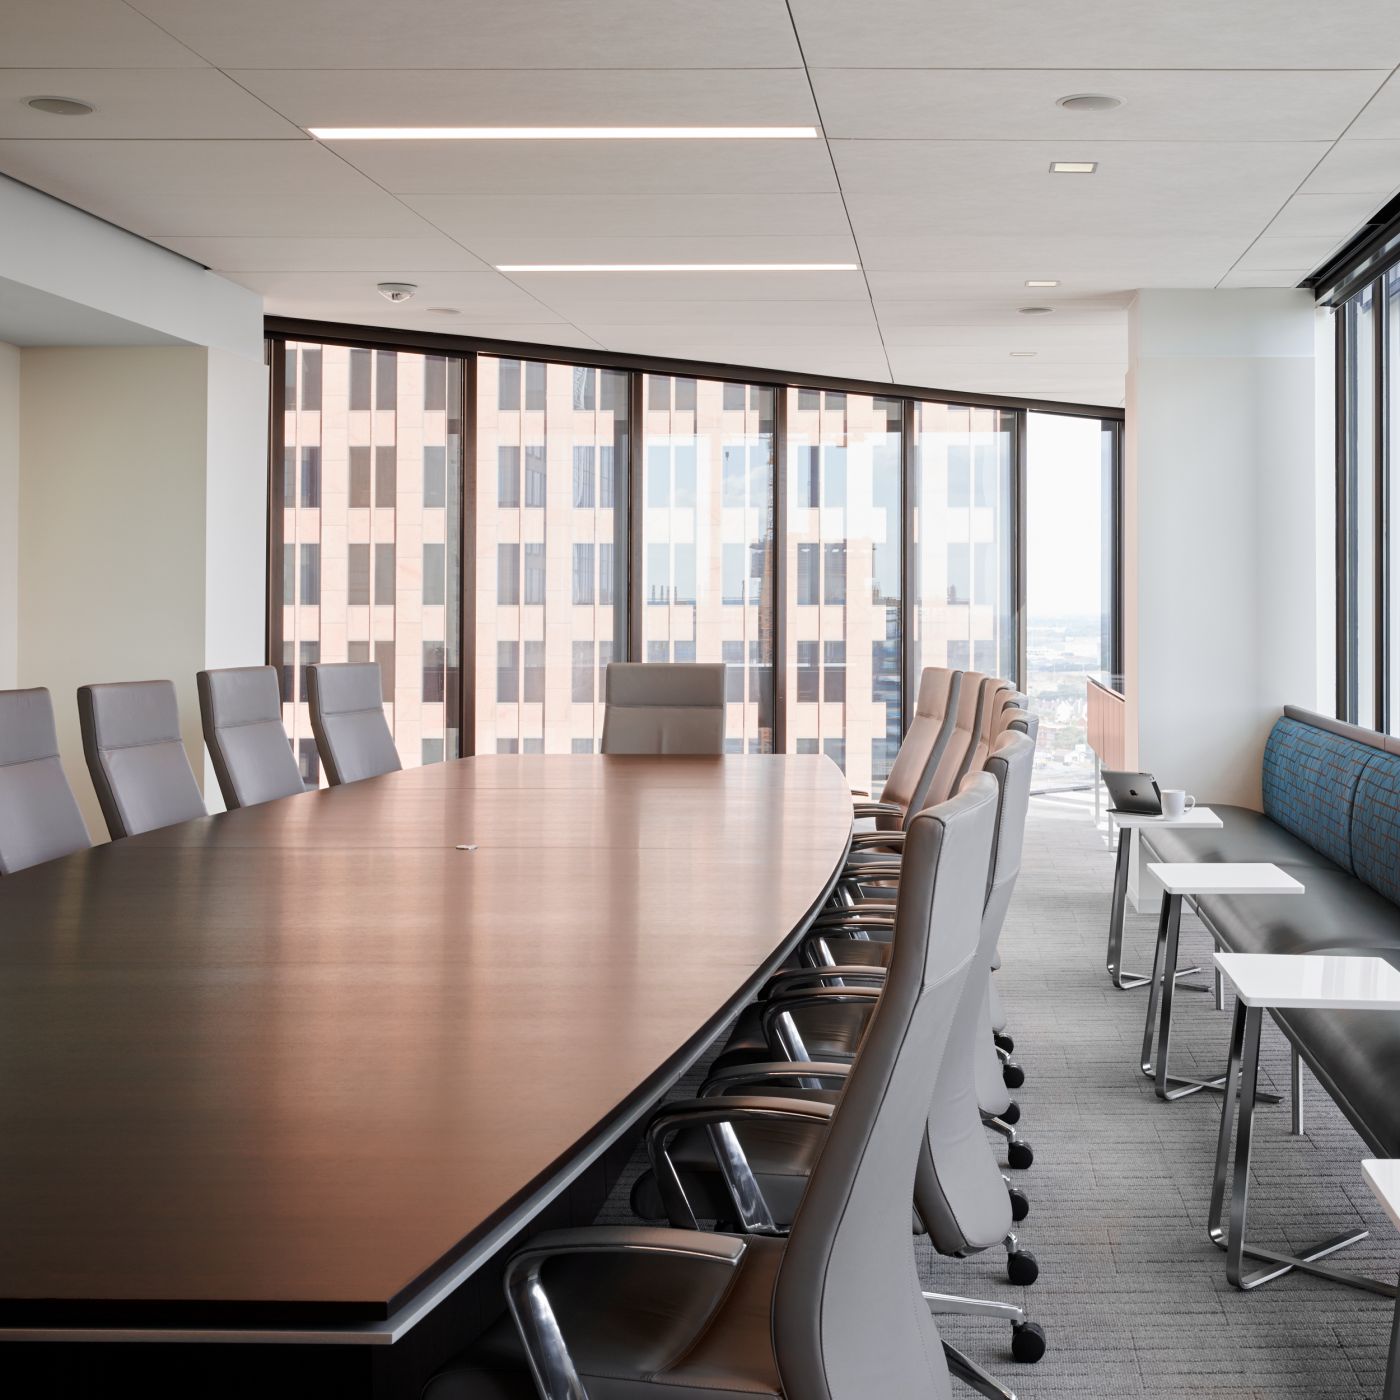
[1142,706,1400,1157]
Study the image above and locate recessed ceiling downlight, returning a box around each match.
[26,96,94,116]
[1056,94,1123,112]
[1018,306,1053,315]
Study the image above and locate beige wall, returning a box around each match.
[19,347,222,838]
[0,341,17,689]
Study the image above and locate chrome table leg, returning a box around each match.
[1291,1044,1305,1137]
[1109,835,1203,991]
[1386,1281,1400,1400]
[1207,1000,1392,1296]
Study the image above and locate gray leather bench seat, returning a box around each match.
[1140,712,1400,1160]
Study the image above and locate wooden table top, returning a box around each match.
[0,755,851,1330]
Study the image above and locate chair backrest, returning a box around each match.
[0,688,91,875]
[77,680,207,840]
[1006,710,1039,745]
[919,669,985,808]
[773,775,997,1400]
[876,667,961,828]
[198,666,305,810]
[955,675,1014,790]
[306,663,402,786]
[916,731,1035,1256]
[599,662,726,755]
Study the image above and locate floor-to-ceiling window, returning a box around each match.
[475,356,628,755]
[271,331,1122,772]
[642,375,776,753]
[277,342,462,782]
[1024,411,1118,790]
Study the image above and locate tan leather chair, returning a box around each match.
[0,687,91,874]
[600,662,726,755]
[77,680,207,840]
[955,677,1015,793]
[856,668,962,832]
[306,663,402,786]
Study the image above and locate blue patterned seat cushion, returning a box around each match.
[1352,751,1400,905]
[1260,717,1374,872]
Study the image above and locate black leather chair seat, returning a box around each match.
[1141,805,1339,870]
[425,1236,785,1400]
[1276,996,1400,1158]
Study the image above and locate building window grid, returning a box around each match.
[275,340,1125,763]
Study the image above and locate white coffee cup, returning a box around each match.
[1161,789,1195,820]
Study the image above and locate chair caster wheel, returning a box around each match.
[1007,1140,1034,1170]
[1007,1248,1039,1287]
[1001,1099,1021,1125]
[1008,1187,1030,1222]
[994,1031,1014,1054]
[1002,1060,1025,1089]
[1011,1320,1046,1363]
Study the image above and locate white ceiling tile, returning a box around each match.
[537,300,878,328]
[448,234,860,267]
[383,320,602,350]
[836,140,1331,238]
[0,139,435,236]
[879,324,1127,352]
[1265,192,1383,237]
[1216,269,1310,288]
[153,235,491,272]
[225,269,560,318]
[232,68,818,129]
[404,192,853,239]
[0,69,305,139]
[791,0,1400,69]
[1233,234,1346,270]
[0,0,206,66]
[813,68,1385,142]
[1300,139,1400,194]
[126,0,803,68]
[508,268,869,304]
[327,136,839,195]
[874,297,1129,328]
[1344,70,1400,139]
[576,321,886,351]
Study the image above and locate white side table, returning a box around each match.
[1106,807,1224,990]
[1363,1160,1400,1398]
[1207,953,1400,1297]
[1140,863,1302,1101]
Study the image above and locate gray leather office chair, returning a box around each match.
[0,687,91,875]
[198,666,306,810]
[424,779,998,1400]
[77,680,207,840]
[600,661,727,755]
[854,667,962,831]
[306,662,402,786]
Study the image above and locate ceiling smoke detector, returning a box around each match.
[1056,94,1123,112]
[377,282,418,303]
[27,96,94,116]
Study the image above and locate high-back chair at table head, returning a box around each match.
[306,662,402,786]
[77,680,207,840]
[0,687,91,875]
[600,661,726,755]
[198,666,306,810]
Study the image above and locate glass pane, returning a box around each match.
[1349,284,1377,727]
[642,375,776,752]
[477,357,628,753]
[280,342,462,779]
[1390,270,1400,733]
[786,390,903,792]
[912,403,1015,691]
[1024,411,1112,791]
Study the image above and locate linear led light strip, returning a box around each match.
[496,263,858,272]
[309,126,821,140]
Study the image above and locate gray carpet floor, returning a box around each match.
[605,792,1400,1398]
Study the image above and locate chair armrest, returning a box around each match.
[850,829,906,850]
[760,987,881,1061]
[504,1226,746,1397]
[645,1096,836,1232]
[853,800,903,819]
[760,965,887,998]
[700,1061,852,1096]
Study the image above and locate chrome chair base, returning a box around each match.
[944,1341,1019,1400]
[1207,997,1397,1299]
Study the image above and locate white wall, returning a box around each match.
[1125,289,1332,809]
[0,341,17,689]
